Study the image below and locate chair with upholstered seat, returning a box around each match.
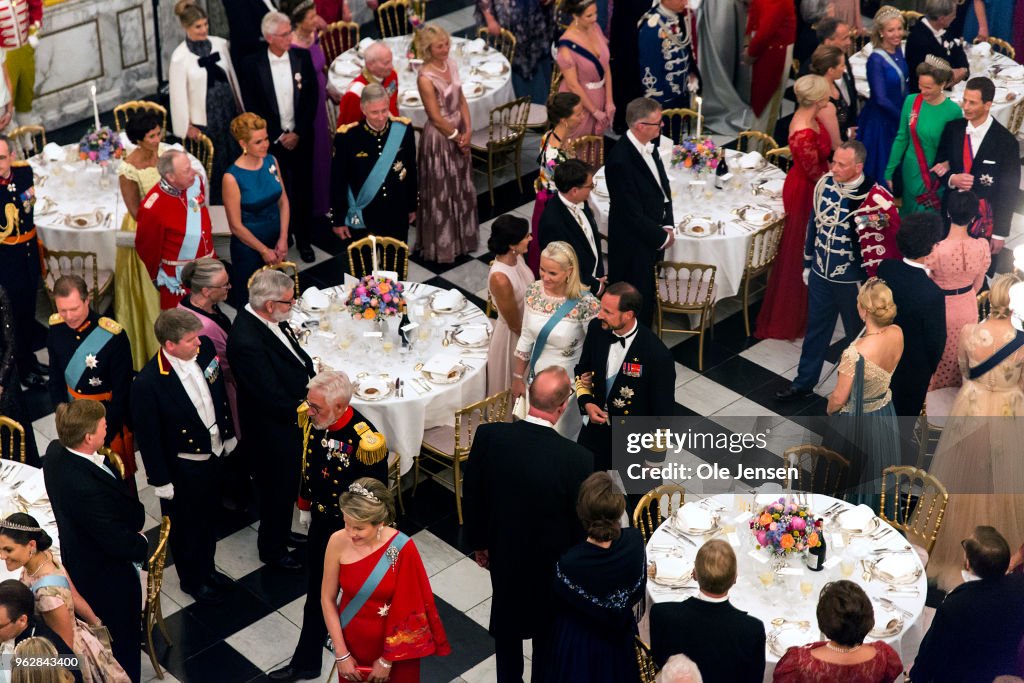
[113,101,167,135]
[321,20,360,66]
[526,63,563,130]
[416,390,511,524]
[183,131,214,179]
[765,146,792,172]
[661,108,703,144]
[247,261,301,298]
[736,130,779,156]
[43,249,113,314]
[654,261,716,371]
[737,218,785,337]
[0,416,26,463]
[144,516,173,679]
[880,466,949,563]
[470,96,532,205]
[632,484,687,544]
[635,636,657,683]
[346,236,409,281]
[783,444,850,498]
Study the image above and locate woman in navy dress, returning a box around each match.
[858,6,908,182]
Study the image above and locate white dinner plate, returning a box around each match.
[354,377,393,401]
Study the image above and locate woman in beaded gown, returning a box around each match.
[926,274,1024,592]
[921,191,990,390]
[487,216,535,397]
[415,24,478,263]
[755,75,832,340]
[857,7,908,183]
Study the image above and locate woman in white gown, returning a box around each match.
[512,241,600,438]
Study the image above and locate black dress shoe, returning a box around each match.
[298,245,315,263]
[268,665,320,681]
[267,556,304,572]
[287,531,308,547]
[184,583,225,605]
[20,370,47,388]
[208,570,233,587]
[775,386,813,402]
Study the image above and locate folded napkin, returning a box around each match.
[43,142,64,162]
[760,178,785,196]
[738,151,765,169]
[1000,64,1024,79]
[840,504,876,531]
[654,557,692,582]
[477,61,504,76]
[357,37,375,54]
[463,38,486,53]
[741,207,773,224]
[454,325,488,345]
[875,554,917,579]
[372,269,400,282]
[16,470,47,504]
[423,354,460,376]
[675,502,713,531]
[302,286,330,310]
[333,60,360,76]
[433,289,464,311]
[871,602,899,631]
[972,41,992,56]
[774,627,812,652]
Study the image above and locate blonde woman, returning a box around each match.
[513,241,600,438]
[857,5,908,181]
[12,637,75,683]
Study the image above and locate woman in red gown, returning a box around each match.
[322,478,450,682]
[755,75,834,341]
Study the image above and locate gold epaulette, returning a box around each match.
[297,401,310,430]
[98,317,122,334]
[48,313,64,326]
[11,161,29,168]
[337,122,358,134]
[297,401,313,474]
[574,375,593,397]
[353,421,388,465]
[389,115,413,125]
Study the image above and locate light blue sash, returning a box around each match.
[340,532,409,628]
[156,176,204,295]
[345,122,407,229]
[64,325,114,396]
[527,298,579,380]
[28,574,70,592]
[876,50,907,98]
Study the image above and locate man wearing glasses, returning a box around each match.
[227,269,316,571]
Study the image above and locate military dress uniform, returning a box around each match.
[637,2,699,109]
[46,311,136,481]
[287,403,389,672]
[336,70,400,127]
[330,115,418,244]
[0,162,41,379]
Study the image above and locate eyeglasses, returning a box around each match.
[637,121,664,127]
[208,282,232,289]
[272,30,293,37]
[273,299,296,307]
[581,183,595,189]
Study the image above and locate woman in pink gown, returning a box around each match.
[922,190,991,390]
[555,0,613,137]
[755,75,833,340]
[487,215,534,396]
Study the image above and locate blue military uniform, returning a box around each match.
[638,2,699,109]
[0,162,40,378]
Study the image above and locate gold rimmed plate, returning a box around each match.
[422,365,466,385]
[354,377,393,401]
[866,559,923,585]
[767,625,814,657]
[428,292,467,314]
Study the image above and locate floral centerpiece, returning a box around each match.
[670,137,719,173]
[405,11,425,60]
[346,274,406,319]
[78,126,124,164]
[749,497,822,559]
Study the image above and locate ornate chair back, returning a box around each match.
[783,444,850,498]
[9,125,46,159]
[144,516,174,679]
[901,10,923,28]
[183,131,214,179]
[1007,98,1024,137]
[377,0,420,38]
[566,134,605,168]
[632,484,687,544]
[43,249,112,312]
[97,447,125,479]
[740,218,785,336]
[248,261,301,299]
[346,236,410,281]
[737,130,779,156]
[113,101,167,136]
[977,290,990,319]
[880,466,949,557]
[661,108,703,144]
[0,416,25,463]
[549,62,563,99]
[765,146,792,172]
[476,26,516,64]
[322,21,360,66]
[654,261,716,369]
[635,637,658,683]
[975,36,1015,60]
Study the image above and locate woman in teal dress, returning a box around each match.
[222,112,289,306]
[884,59,963,217]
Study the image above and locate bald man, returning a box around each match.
[336,41,399,127]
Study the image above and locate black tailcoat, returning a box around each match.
[539,196,605,295]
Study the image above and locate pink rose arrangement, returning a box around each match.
[346,274,406,319]
[670,137,719,173]
[749,498,821,556]
[78,126,124,164]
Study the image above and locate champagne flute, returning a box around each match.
[800,580,814,601]
[840,557,855,578]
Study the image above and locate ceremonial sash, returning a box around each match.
[345,122,407,230]
[156,176,205,294]
[876,50,907,99]
[28,574,70,592]
[556,39,605,80]
[340,532,410,628]
[967,331,1024,380]
[962,134,994,238]
[64,325,113,398]
[527,298,579,380]
[908,95,941,210]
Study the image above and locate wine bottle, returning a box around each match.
[715,150,730,189]
[399,307,412,347]
[806,519,826,572]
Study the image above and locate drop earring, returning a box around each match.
[376,526,382,540]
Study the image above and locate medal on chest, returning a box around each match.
[321,437,353,468]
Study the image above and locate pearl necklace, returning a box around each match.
[431,60,448,74]
[825,641,861,654]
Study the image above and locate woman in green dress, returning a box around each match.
[885,58,963,217]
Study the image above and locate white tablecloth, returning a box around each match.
[849,43,1024,136]
[646,493,927,682]
[296,282,491,474]
[589,142,787,301]
[0,462,61,580]
[326,36,515,132]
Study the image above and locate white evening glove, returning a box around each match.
[299,510,311,528]
[153,483,175,500]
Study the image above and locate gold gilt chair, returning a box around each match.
[9,124,46,159]
[566,134,605,169]
[43,249,113,314]
[321,20,360,67]
[526,63,563,130]
[113,101,167,135]
[736,130,779,156]
[975,35,1015,60]
[783,444,850,498]
[634,636,658,683]
[346,236,410,281]
[654,261,716,371]
[470,96,532,205]
[765,146,792,172]
[632,484,687,544]
[0,416,26,464]
[879,466,949,562]
[913,407,944,470]
[977,290,991,319]
[183,131,214,179]
[144,516,173,679]
[416,389,511,524]
[377,0,423,38]
[1007,97,1024,137]
[853,31,871,54]
[900,10,923,28]
[247,261,301,298]
[97,446,126,479]
[476,26,516,64]
[388,458,406,515]
[661,108,703,144]
[738,218,785,337]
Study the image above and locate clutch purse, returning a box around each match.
[337,665,373,681]
[511,395,527,420]
[88,624,113,650]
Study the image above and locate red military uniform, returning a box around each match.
[135,177,215,309]
[745,0,796,117]
[336,69,399,127]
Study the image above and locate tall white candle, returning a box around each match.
[370,234,379,273]
[695,96,702,139]
[90,83,100,131]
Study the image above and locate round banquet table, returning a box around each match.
[645,492,927,682]
[589,142,787,301]
[29,142,207,272]
[0,461,61,580]
[294,282,491,474]
[326,36,515,132]
[849,42,1024,137]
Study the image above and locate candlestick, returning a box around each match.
[370,234,379,273]
[695,96,702,139]
[90,83,100,132]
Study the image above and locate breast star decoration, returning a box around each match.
[84,353,99,369]
[378,603,390,617]
[980,174,994,186]
[612,398,627,408]
[88,377,102,387]
[619,387,635,399]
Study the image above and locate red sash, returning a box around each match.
[962,133,994,238]
[909,96,941,210]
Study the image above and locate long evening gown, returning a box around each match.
[926,322,1024,591]
[754,122,831,340]
[514,282,599,438]
[292,33,331,217]
[486,257,534,397]
[921,236,990,389]
[858,48,908,183]
[114,147,165,370]
[224,155,282,306]
[184,38,240,205]
[965,0,1015,41]
[884,94,962,217]
[416,60,478,263]
[528,130,568,275]
[546,528,647,681]
[774,641,903,682]
[555,30,611,136]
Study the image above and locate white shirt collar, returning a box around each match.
[922,17,945,39]
[558,192,584,212]
[165,352,199,374]
[657,2,679,20]
[268,48,289,63]
[245,304,278,328]
[696,591,730,603]
[627,130,656,156]
[903,258,931,275]
[837,173,866,191]
[524,415,556,429]
[66,446,106,469]
[613,320,639,339]
[967,115,993,138]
